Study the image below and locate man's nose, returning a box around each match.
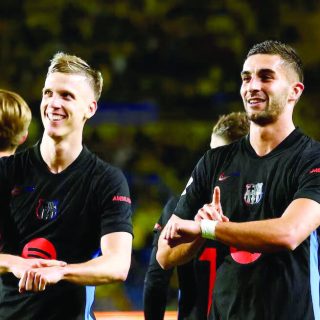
[47,94,62,108]
[248,77,261,92]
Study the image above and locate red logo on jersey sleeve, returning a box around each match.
[112,195,131,204]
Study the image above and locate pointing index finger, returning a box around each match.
[212,186,221,206]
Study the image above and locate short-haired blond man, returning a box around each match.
[0,53,133,320]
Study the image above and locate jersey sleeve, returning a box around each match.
[293,146,320,204]
[97,166,133,237]
[174,151,213,220]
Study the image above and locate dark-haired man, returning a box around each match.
[157,40,320,319]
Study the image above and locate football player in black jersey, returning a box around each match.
[158,40,320,320]
[0,53,133,320]
[144,112,249,320]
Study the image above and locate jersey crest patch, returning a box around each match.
[244,183,263,205]
[36,198,59,220]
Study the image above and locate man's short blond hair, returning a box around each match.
[212,111,249,144]
[0,89,32,151]
[47,52,103,101]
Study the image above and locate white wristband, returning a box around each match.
[200,219,218,240]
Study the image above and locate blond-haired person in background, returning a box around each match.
[0,89,31,157]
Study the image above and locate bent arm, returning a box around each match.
[0,253,66,277]
[156,214,205,270]
[18,232,133,292]
[215,198,320,252]
[62,231,133,285]
[157,198,320,268]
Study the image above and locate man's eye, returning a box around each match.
[261,75,272,81]
[62,93,72,99]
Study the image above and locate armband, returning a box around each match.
[200,219,218,240]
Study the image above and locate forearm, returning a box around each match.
[204,198,320,252]
[157,234,205,269]
[214,219,292,252]
[62,253,131,286]
[0,254,20,274]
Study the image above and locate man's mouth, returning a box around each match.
[47,113,66,121]
[247,98,266,106]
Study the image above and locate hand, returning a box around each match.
[18,265,66,293]
[163,215,201,245]
[194,186,229,222]
[9,256,66,280]
[6,255,66,293]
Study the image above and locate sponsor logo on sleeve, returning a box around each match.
[112,195,131,204]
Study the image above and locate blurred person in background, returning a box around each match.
[157,40,320,320]
[0,52,133,320]
[0,89,32,157]
[143,112,249,320]
[0,88,32,254]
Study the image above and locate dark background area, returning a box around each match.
[2,0,320,311]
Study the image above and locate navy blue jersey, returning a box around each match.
[0,142,133,320]
[175,129,320,320]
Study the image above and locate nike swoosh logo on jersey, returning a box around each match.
[218,172,240,181]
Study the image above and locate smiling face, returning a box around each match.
[40,72,97,141]
[240,54,301,126]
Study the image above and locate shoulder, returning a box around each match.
[290,134,320,178]
[83,150,129,192]
[200,138,242,169]
[83,147,125,177]
[297,133,320,159]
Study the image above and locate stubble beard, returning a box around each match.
[246,97,286,126]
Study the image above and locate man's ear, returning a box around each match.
[85,101,97,119]
[289,82,304,103]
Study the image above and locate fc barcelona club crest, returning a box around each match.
[244,183,263,205]
[36,198,59,220]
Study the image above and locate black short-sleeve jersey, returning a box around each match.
[0,142,133,320]
[174,129,320,320]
